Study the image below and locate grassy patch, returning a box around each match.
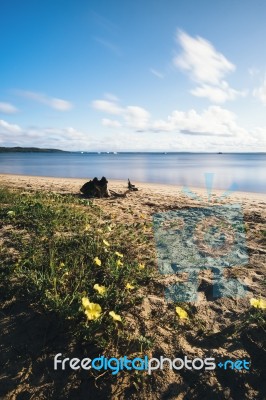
[0,188,152,350]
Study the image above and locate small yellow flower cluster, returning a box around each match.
[81,297,122,322]
[116,259,123,267]
[250,297,266,309]
[82,297,102,320]
[176,306,189,320]
[94,283,106,295]
[86,245,126,322]
[125,283,134,290]
[94,257,101,266]
[109,311,122,322]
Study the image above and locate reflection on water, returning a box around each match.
[0,152,265,193]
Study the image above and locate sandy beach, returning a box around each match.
[0,172,265,201]
[0,173,265,399]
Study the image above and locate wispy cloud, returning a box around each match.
[94,37,121,56]
[174,30,235,85]
[191,82,247,103]
[253,78,266,105]
[150,68,164,79]
[124,106,150,129]
[102,118,121,128]
[91,93,266,151]
[15,90,73,111]
[0,117,265,152]
[0,119,22,134]
[104,93,119,102]
[0,102,18,114]
[151,105,245,136]
[174,30,245,103]
[91,11,118,33]
[92,99,123,115]
[92,96,150,129]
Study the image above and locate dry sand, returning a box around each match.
[0,173,265,202]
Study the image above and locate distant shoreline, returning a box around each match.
[0,147,66,153]
[0,147,265,154]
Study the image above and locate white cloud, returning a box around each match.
[91,94,266,151]
[174,30,245,104]
[0,119,22,134]
[253,79,266,105]
[93,97,150,129]
[191,82,247,103]
[0,102,18,114]
[92,100,123,115]
[152,105,247,137]
[16,90,73,111]
[174,30,235,85]
[102,118,121,128]
[124,106,150,129]
[0,117,265,152]
[50,98,73,111]
[150,68,164,79]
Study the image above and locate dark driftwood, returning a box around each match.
[80,177,110,198]
[128,179,138,191]
[109,189,131,198]
[80,177,138,198]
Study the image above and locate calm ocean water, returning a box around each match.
[0,152,265,193]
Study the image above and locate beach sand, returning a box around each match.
[0,173,265,234]
[0,173,265,399]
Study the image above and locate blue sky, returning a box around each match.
[0,0,266,151]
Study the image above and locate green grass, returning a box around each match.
[0,188,152,350]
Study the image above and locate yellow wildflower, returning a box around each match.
[109,311,122,322]
[103,239,110,247]
[115,251,123,258]
[176,306,189,320]
[125,283,134,290]
[107,226,112,232]
[138,263,145,270]
[84,224,90,231]
[85,303,102,320]
[116,259,123,267]
[82,297,102,320]
[82,297,90,308]
[93,283,106,295]
[59,262,65,268]
[94,257,102,266]
[7,210,15,217]
[250,297,266,309]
